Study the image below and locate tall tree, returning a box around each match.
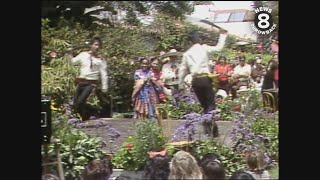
[41,1,193,26]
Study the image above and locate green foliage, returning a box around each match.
[158,102,183,120]
[42,112,105,178]
[42,1,193,27]
[111,136,137,170]
[252,116,279,160]
[133,120,168,169]
[210,48,274,64]
[269,166,279,179]
[101,26,154,58]
[41,14,222,112]
[178,101,202,116]
[237,89,264,114]
[158,100,202,120]
[154,1,193,19]
[192,140,246,176]
[150,14,189,51]
[147,14,220,51]
[41,18,94,105]
[41,57,78,106]
[225,35,238,49]
[218,99,240,121]
[124,8,142,26]
[41,1,97,26]
[41,18,152,109]
[112,120,168,170]
[184,21,219,47]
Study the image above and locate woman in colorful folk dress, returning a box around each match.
[132,57,159,119]
[150,57,167,103]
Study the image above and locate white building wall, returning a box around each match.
[191,4,215,19]
[214,21,257,41]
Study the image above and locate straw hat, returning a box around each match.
[159,49,183,59]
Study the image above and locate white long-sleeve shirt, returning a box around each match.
[233,64,251,77]
[71,51,108,91]
[178,34,228,86]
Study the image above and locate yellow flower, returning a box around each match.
[50,100,61,111]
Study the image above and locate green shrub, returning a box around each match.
[42,112,105,179]
[218,100,240,121]
[210,48,274,64]
[252,115,279,160]
[112,120,168,170]
[192,140,246,176]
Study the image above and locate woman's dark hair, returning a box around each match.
[89,37,103,46]
[218,56,227,61]
[139,57,150,63]
[269,63,277,71]
[144,155,171,180]
[189,31,201,44]
[248,59,255,66]
[150,56,159,63]
[200,153,225,179]
[200,153,220,164]
[201,160,226,179]
[81,159,113,180]
[239,55,246,61]
[229,171,255,180]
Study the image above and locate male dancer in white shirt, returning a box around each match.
[178,30,227,137]
[66,37,108,121]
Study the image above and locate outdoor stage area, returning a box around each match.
[80,118,234,153]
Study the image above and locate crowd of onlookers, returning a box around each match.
[131,48,279,119]
[211,53,279,100]
[42,149,272,180]
[111,149,271,180]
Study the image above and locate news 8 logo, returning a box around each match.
[251,7,277,35]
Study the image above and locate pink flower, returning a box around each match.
[126,144,134,150]
[49,51,57,58]
[148,149,168,158]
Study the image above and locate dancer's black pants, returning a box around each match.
[192,76,216,113]
[192,76,218,137]
[73,82,96,120]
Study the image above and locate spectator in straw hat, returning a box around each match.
[161,49,182,90]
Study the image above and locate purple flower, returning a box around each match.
[75,123,86,129]
[171,135,179,142]
[94,121,104,128]
[201,113,212,123]
[105,125,121,139]
[67,118,80,124]
[264,154,271,164]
